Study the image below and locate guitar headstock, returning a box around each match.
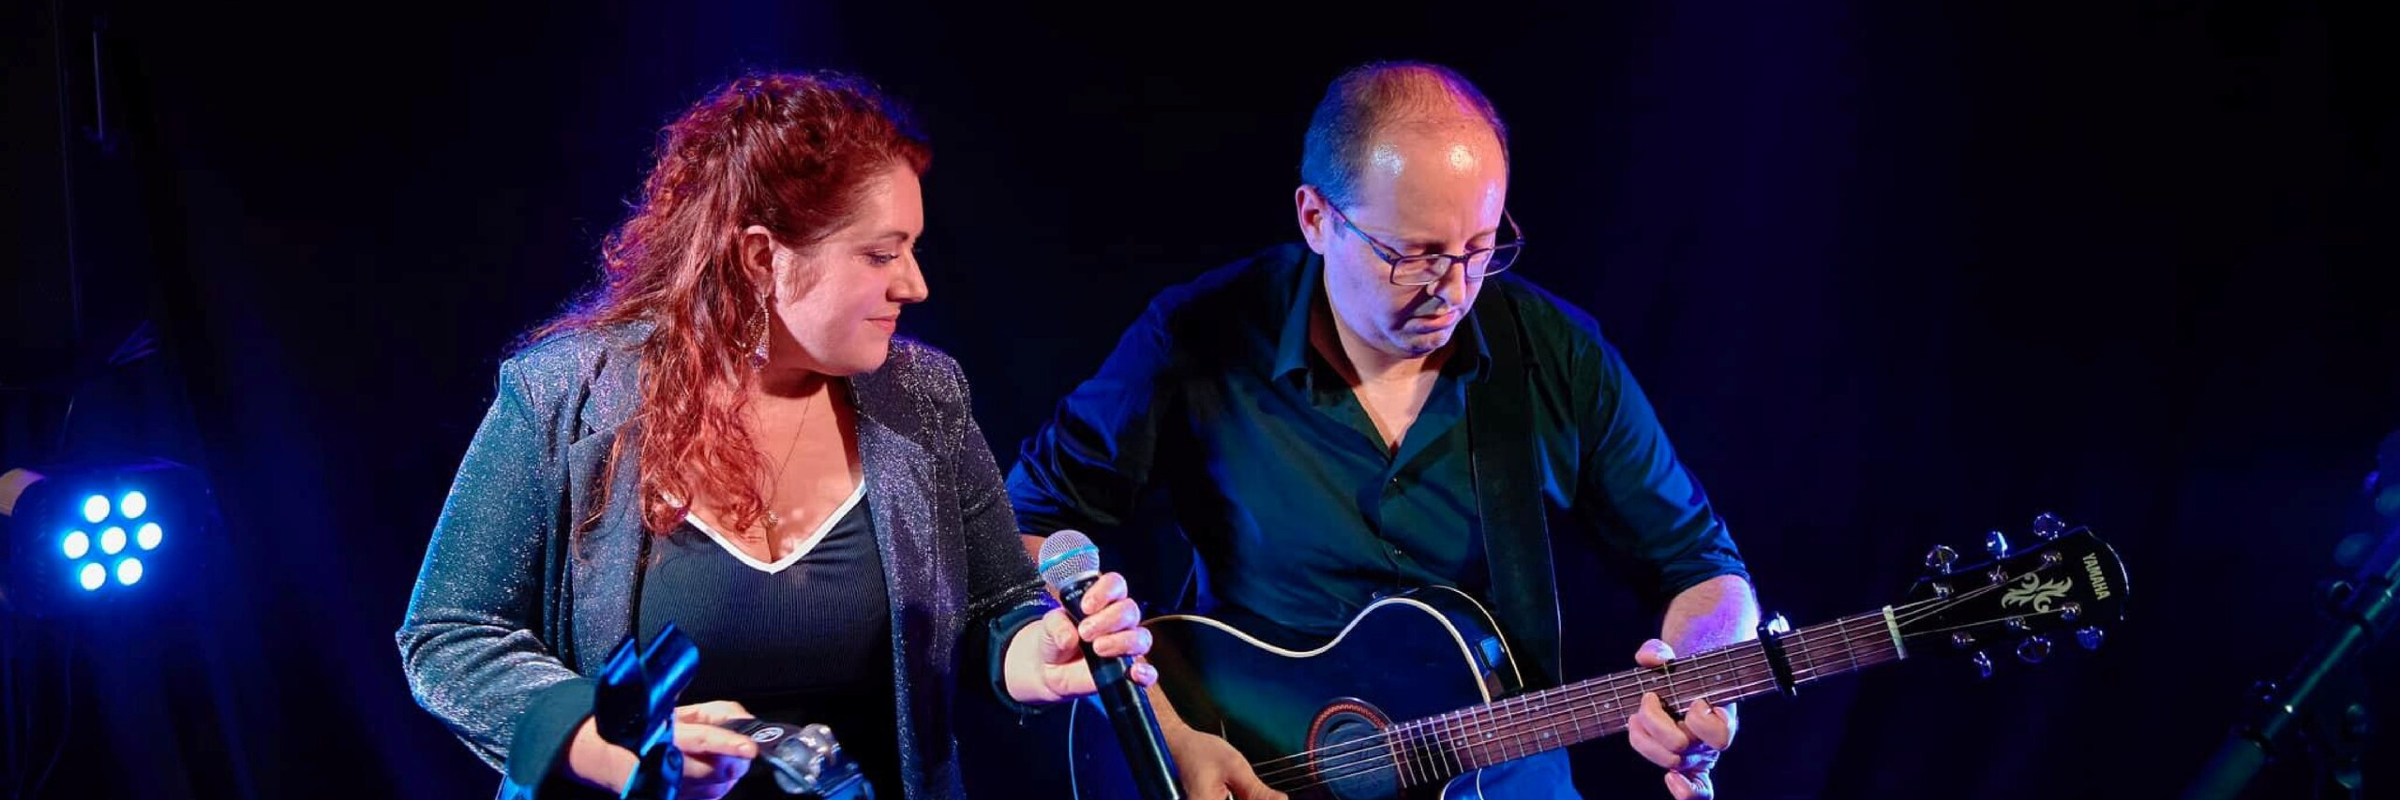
[1896,513,2129,677]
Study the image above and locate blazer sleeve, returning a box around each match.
[943,355,1059,715]
[396,359,591,788]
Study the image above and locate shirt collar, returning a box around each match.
[1271,249,1493,387]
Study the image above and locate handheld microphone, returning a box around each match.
[1038,530,1185,800]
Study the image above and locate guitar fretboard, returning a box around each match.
[1374,608,1905,788]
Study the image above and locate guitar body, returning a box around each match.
[1144,586,1526,800]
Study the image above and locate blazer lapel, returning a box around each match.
[566,352,645,674]
[853,403,939,653]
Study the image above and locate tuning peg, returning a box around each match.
[1972,650,1994,679]
[2060,602,2082,622]
[2076,626,2106,651]
[1925,544,1959,575]
[2016,636,2053,664]
[1985,530,2010,558]
[1951,632,1975,650]
[2032,512,2067,540]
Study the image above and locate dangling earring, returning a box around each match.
[747,292,772,370]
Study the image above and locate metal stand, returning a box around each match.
[595,623,701,800]
[2181,434,2400,800]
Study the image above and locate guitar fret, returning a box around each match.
[1505,696,1526,761]
[1486,697,1505,768]
[1508,694,1529,761]
[1479,700,1495,767]
[1430,711,1449,778]
[1570,690,1591,746]
[1526,694,1547,757]
[1456,706,1477,772]
[1452,710,1471,773]
[1841,615,1861,674]
[1459,706,1478,773]
[1529,693,1549,758]
[1618,671,1643,734]
[1416,717,1438,783]
[1421,720,1439,787]
[1411,715,1430,783]
[1491,696,1512,765]
[1846,614,1869,669]
[1430,717,1450,785]
[1804,619,1824,677]
[1834,621,1853,673]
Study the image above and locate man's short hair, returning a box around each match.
[1300,61,1512,209]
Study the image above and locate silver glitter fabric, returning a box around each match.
[396,323,1052,799]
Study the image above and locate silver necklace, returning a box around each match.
[760,390,817,534]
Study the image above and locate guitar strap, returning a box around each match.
[1465,288,1564,691]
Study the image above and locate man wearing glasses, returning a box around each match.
[1009,61,1756,800]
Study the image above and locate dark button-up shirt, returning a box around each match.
[1008,244,1746,646]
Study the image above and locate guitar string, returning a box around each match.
[1243,614,1887,789]
[1247,620,1892,791]
[1263,571,2065,791]
[1248,556,2088,792]
[1258,569,2081,794]
[1262,613,1937,793]
[1341,557,2076,785]
[1257,629,1872,792]
[1243,597,1939,785]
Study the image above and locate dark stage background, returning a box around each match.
[6,1,2397,798]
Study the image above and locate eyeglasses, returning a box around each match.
[1326,204,1525,287]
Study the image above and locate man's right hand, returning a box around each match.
[1164,725,1286,800]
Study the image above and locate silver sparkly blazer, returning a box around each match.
[396,324,1052,799]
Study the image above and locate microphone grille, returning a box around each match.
[1037,530,1102,591]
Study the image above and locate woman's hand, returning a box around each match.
[1004,571,1157,704]
[564,700,762,800]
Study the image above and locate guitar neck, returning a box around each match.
[1387,608,1908,780]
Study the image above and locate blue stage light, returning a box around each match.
[3,458,213,615]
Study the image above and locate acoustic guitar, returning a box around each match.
[1142,519,2129,799]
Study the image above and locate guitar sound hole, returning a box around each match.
[1311,707,1402,800]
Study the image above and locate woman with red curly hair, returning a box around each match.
[397,71,1153,800]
